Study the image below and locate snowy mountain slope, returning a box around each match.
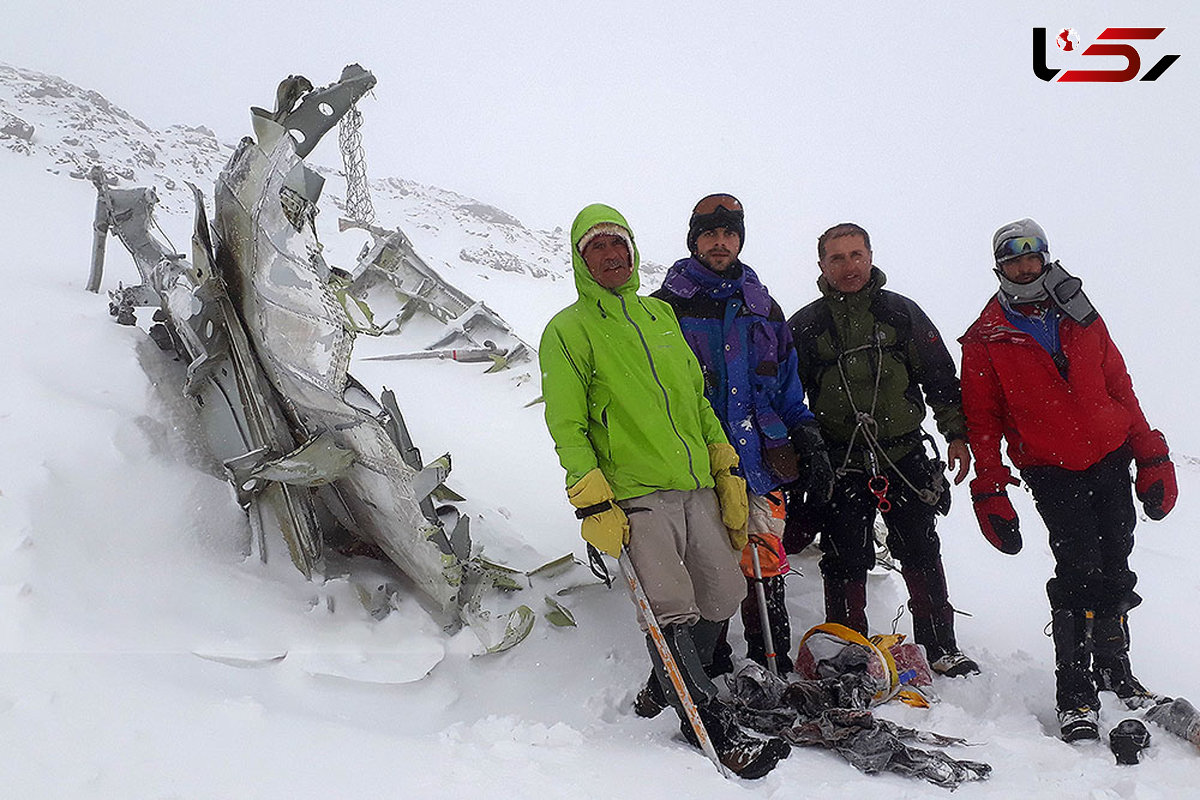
[0,63,232,200]
[0,61,669,346]
[2,64,1200,799]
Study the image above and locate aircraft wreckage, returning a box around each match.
[86,64,545,653]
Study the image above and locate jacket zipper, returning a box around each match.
[616,293,701,489]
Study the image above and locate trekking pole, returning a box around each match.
[618,550,730,779]
[748,538,779,677]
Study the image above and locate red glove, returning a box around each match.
[970,468,1022,554]
[972,492,1022,554]
[1131,429,1177,520]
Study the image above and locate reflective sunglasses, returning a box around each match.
[995,235,1047,262]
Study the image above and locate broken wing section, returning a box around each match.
[340,220,534,371]
[165,183,328,577]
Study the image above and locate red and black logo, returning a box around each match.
[1034,27,1179,82]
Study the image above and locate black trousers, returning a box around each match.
[817,450,946,580]
[813,449,957,654]
[740,574,793,672]
[1022,444,1139,615]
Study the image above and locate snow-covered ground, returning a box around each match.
[3,60,1200,799]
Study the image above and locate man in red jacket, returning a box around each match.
[959,218,1178,742]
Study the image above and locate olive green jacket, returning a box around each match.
[787,268,966,468]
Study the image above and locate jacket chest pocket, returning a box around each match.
[749,322,780,389]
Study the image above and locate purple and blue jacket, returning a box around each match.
[653,257,815,496]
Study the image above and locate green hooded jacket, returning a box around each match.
[787,268,967,468]
[539,204,728,500]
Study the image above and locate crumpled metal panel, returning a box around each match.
[86,66,536,648]
[212,111,463,616]
[215,133,351,399]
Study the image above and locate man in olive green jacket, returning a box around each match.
[539,203,788,778]
[788,222,977,677]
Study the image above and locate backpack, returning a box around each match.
[795,622,933,708]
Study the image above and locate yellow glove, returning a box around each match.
[727,524,749,551]
[708,442,749,538]
[566,468,630,558]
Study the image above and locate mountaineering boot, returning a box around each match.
[637,618,728,719]
[683,701,791,779]
[1058,706,1100,742]
[646,622,720,712]
[929,651,980,678]
[822,574,868,636]
[634,671,667,718]
[1052,608,1101,741]
[1092,614,1170,710]
[1109,719,1151,765]
[904,563,979,677]
[649,623,789,778]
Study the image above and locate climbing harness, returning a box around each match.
[832,328,945,511]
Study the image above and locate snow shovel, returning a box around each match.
[618,550,730,779]
[748,535,779,677]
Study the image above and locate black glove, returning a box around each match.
[791,420,835,505]
[782,488,821,554]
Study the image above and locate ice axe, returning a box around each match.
[617,550,730,779]
[747,534,779,677]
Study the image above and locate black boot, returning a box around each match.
[646,623,722,712]
[634,671,667,718]
[904,563,978,677]
[648,624,789,778]
[638,618,729,718]
[642,623,718,721]
[1092,614,1168,709]
[1052,608,1100,741]
[684,701,791,779]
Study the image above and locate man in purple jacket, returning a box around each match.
[641,194,833,711]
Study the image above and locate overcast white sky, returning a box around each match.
[5,0,1199,437]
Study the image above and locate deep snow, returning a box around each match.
[3,66,1200,800]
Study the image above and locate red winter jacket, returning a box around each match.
[959,296,1151,492]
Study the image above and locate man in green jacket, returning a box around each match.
[539,203,789,778]
[788,222,978,677]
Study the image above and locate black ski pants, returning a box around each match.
[740,574,793,673]
[1022,444,1139,616]
[813,449,957,652]
[817,450,945,577]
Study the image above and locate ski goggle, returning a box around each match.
[691,194,743,216]
[994,235,1048,263]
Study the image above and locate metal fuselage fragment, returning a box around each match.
[212,107,464,617]
[84,66,541,643]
